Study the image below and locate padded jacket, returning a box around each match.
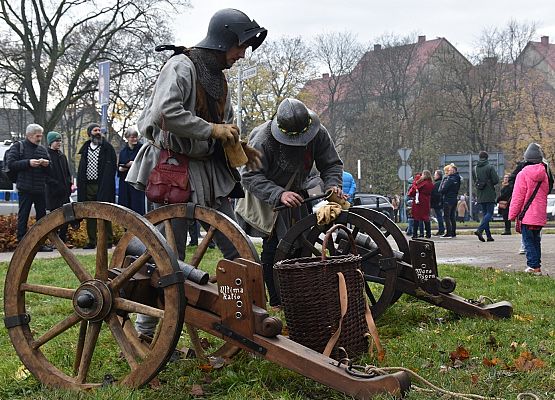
[508,163,549,226]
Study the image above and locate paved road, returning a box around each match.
[0,233,552,277]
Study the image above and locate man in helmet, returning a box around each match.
[236,98,344,310]
[127,9,265,337]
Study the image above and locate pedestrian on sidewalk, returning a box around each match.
[497,174,512,235]
[509,143,550,275]
[473,151,499,242]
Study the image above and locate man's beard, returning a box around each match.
[91,135,103,145]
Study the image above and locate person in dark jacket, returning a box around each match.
[117,127,145,215]
[497,174,512,235]
[431,169,445,235]
[77,123,117,249]
[5,123,52,250]
[473,151,499,242]
[45,131,74,246]
[439,163,461,238]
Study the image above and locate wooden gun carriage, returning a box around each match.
[3,201,511,398]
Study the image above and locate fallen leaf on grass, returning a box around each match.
[471,374,479,384]
[449,345,469,363]
[510,341,518,352]
[148,377,161,389]
[513,351,545,371]
[190,384,204,396]
[200,337,211,350]
[439,365,451,373]
[14,365,30,381]
[513,314,534,322]
[482,357,502,367]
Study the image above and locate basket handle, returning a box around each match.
[321,224,359,262]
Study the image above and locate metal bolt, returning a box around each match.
[235,278,242,286]
[235,311,242,319]
[236,300,243,308]
[420,252,426,258]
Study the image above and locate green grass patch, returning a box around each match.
[0,253,554,399]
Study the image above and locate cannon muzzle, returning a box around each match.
[125,237,209,285]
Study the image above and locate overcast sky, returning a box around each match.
[172,0,555,61]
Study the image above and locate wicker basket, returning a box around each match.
[274,224,369,360]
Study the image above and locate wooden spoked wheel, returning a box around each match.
[274,210,401,320]
[111,203,259,274]
[110,203,260,359]
[4,202,185,389]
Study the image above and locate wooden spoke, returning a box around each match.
[110,251,151,291]
[95,220,108,281]
[113,298,165,319]
[301,235,321,257]
[31,312,81,349]
[76,321,102,384]
[106,314,139,370]
[121,319,149,359]
[73,320,88,375]
[190,226,217,266]
[48,232,92,282]
[20,283,74,299]
[163,220,177,254]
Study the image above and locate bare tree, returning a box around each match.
[0,0,188,136]
[227,36,315,135]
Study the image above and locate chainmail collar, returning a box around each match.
[188,48,226,100]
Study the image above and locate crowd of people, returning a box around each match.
[403,147,553,275]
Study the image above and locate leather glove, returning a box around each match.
[241,141,262,171]
[327,191,351,210]
[316,202,342,226]
[210,123,239,146]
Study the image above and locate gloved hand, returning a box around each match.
[316,202,343,226]
[211,123,239,146]
[241,141,263,171]
[327,190,351,210]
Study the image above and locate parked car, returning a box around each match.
[547,194,555,221]
[352,193,395,220]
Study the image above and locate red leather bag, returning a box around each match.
[145,149,190,204]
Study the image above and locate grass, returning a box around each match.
[1,249,554,400]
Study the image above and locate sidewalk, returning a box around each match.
[0,233,552,277]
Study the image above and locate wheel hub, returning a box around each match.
[72,280,113,321]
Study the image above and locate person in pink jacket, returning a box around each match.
[508,143,550,275]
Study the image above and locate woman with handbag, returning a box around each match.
[497,174,512,235]
[508,143,550,275]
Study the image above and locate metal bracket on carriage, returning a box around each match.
[215,258,282,338]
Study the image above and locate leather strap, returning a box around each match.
[323,272,348,357]
[359,269,385,361]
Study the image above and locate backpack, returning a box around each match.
[474,166,488,190]
[1,141,24,186]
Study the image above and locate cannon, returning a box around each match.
[3,202,410,398]
[275,206,513,320]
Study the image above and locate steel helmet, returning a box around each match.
[195,9,267,52]
[270,98,321,146]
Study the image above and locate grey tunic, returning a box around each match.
[238,121,343,237]
[126,54,236,207]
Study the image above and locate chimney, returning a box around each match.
[374,44,382,51]
[541,36,549,45]
[418,35,426,44]
[322,73,329,79]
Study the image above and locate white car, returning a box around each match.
[547,194,555,221]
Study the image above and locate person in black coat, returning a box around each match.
[77,123,117,249]
[5,124,52,249]
[46,131,74,244]
[117,127,145,215]
[439,163,461,238]
[431,169,445,235]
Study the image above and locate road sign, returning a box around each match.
[398,164,412,181]
[398,148,412,162]
[241,66,257,80]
